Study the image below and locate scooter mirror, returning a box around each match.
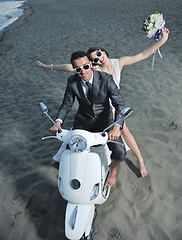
[39,102,62,133]
[40,102,48,114]
[120,107,133,119]
[101,107,133,136]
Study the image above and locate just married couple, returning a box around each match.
[38,27,169,186]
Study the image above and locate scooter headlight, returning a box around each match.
[69,135,87,152]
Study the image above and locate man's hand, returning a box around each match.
[49,121,61,136]
[108,124,121,141]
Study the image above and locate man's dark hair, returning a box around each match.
[70,51,89,65]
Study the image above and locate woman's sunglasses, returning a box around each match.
[74,63,90,73]
[92,50,102,64]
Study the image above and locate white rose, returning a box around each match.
[147,22,153,30]
[155,14,165,28]
[150,14,155,23]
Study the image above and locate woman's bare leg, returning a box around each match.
[121,122,148,177]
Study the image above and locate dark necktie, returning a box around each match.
[86,82,92,102]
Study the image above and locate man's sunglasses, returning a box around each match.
[92,50,102,64]
[74,63,90,73]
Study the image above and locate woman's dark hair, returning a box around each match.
[87,46,109,65]
[70,51,88,65]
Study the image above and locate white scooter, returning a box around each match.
[40,102,132,240]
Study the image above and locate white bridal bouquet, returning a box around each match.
[142,10,165,39]
[142,10,165,70]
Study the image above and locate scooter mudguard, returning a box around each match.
[65,202,95,240]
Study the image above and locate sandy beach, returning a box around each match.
[0,0,182,239]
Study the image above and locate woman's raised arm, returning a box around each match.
[37,61,74,72]
[118,27,169,68]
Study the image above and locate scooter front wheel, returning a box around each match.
[65,203,95,240]
[80,232,92,240]
[80,208,97,240]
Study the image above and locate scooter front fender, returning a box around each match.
[65,202,95,240]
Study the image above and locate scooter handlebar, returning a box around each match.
[41,129,70,142]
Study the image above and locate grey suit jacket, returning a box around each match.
[56,70,125,130]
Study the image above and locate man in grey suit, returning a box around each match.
[50,51,126,186]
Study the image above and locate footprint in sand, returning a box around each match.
[149,107,167,119]
[109,228,122,239]
[122,173,152,203]
[107,228,131,240]
[169,121,178,130]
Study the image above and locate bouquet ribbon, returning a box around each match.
[152,46,163,71]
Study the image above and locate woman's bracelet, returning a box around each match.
[51,64,54,71]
